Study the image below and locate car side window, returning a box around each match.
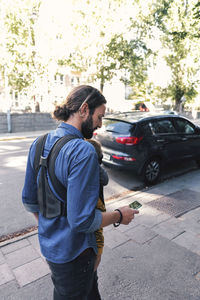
[140,122,152,135]
[103,120,134,134]
[150,119,176,134]
[174,119,195,134]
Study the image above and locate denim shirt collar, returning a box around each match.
[58,122,84,139]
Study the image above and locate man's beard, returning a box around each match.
[81,114,94,139]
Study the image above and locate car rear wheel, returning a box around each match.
[142,158,161,185]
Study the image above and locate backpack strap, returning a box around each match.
[34,134,79,216]
[34,133,48,178]
[34,133,79,193]
[47,135,79,200]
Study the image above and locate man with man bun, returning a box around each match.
[22,85,139,300]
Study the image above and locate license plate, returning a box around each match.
[103,153,110,161]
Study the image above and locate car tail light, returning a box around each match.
[115,136,143,145]
[112,155,136,161]
[93,131,97,136]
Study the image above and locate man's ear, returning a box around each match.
[79,103,89,118]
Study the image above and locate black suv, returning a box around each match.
[94,112,200,185]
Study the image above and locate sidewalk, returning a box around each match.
[0,130,48,141]
[0,169,200,299]
[0,129,200,299]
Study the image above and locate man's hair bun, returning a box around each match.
[53,104,71,121]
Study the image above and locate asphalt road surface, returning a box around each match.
[0,137,198,239]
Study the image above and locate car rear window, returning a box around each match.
[103,119,135,135]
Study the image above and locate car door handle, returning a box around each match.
[157,139,165,142]
[181,138,187,141]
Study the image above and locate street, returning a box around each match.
[0,138,34,238]
[1,136,200,300]
[0,137,198,238]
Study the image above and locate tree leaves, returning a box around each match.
[0,0,42,92]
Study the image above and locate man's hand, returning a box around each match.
[101,206,139,228]
[118,206,139,225]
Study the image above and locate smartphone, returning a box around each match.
[129,200,142,209]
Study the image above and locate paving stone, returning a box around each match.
[148,182,182,197]
[1,275,53,300]
[118,208,170,233]
[125,225,158,244]
[0,263,14,285]
[139,206,162,217]
[173,231,200,255]
[0,280,19,298]
[139,212,171,228]
[103,225,113,233]
[106,195,141,210]
[100,234,200,300]
[106,202,120,211]
[28,235,41,255]
[118,221,141,233]
[0,249,5,264]
[133,192,163,204]
[5,245,40,269]
[13,258,50,287]
[114,198,134,207]
[104,228,131,249]
[152,217,185,240]
[178,219,200,234]
[179,207,200,221]
[1,239,30,254]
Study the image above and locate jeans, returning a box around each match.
[47,250,101,300]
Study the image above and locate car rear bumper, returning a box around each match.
[102,156,142,174]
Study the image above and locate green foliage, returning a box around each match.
[64,52,88,73]
[192,1,200,37]
[61,0,152,92]
[89,33,151,92]
[0,0,42,92]
[152,0,174,31]
[193,1,200,19]
[150,0,200,109]
[1,0,200,107]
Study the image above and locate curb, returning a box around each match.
[0,136,30,141]
[0,229,38,248]
[0,131,48,141]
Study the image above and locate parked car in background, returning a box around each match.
[93,112,200,185]
[163,110,178,115]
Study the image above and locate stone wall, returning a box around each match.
[0,113,58,133]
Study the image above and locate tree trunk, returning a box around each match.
[100,81,104,92]
[100,68,104,92]
[175,99,180,112]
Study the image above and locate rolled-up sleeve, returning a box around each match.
[87,209,102,232]
[22,143,39,213]
[67,149,102,233]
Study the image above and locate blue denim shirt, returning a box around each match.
[22,122,102,263]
